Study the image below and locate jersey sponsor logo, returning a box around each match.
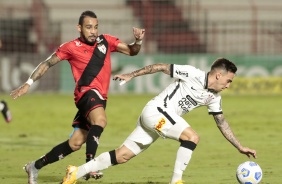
[74,41,82,46]
[155,118,166,131]
[178,95,197,112]
[186,95,197,106]
[97,44,106,54]
[175,70,189,77]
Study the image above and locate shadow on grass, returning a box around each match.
[39,175,166,184]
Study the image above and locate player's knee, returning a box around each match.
[71,144,82,151]
[98,119,107,127]
[69,140,84,151]
[89,118,107,127]
[190,133,200,144]
[180,127,200,144]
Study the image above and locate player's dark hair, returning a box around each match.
[78,10,97,25]
[211,58,237,74]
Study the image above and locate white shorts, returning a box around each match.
[123,105,189,155]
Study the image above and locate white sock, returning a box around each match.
[0,102,4,111]
[170,147,193,183]
[76,152,112,179]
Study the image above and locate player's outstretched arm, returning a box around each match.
[116,27,145,56]
[113,63,171,83]
[10,53,61,99]
[213,114,257,158]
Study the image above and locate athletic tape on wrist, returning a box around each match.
[26,78,34,86]
[135,40,142,45]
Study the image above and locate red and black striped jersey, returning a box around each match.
[55,34,120,103]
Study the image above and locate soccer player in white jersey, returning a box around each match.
[61,58,257,184]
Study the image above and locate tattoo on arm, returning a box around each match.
[130,63,171,78]
[30,54,60,81]
[213,114,242,150]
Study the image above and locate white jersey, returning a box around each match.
[147,64,222,116]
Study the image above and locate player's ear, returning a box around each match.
[77,24,82,33]
[216,72,221,80]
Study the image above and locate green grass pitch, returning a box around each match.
[0,93,280,184]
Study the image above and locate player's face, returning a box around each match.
[214,71,235,92]
[78,16,98,45]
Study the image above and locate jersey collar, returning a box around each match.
[204,72,209,89]
[205,72,218,94]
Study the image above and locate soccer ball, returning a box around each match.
[236,161,263,184]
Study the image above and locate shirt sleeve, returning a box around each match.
[103,34,121,52]
[55,42,72,60]
[208,95,223,115]
[171,64,202,81]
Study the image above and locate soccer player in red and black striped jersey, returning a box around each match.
[10,10,145,184]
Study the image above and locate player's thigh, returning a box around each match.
[122,118,159,155]
[141,105,189,141]
[87,107,107,127]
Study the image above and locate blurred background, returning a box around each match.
[0,0,281,95]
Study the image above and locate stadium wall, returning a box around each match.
[1,0,281,95]
[1,54,281,95]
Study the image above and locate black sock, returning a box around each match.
[34,140,73,169]
[109,150,118,165]
[86,125,104,162]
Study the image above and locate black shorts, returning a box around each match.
[72,90,107,131]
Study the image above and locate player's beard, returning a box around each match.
[81,32,96,46]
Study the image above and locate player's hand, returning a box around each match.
[113,74,133,83]
[239,147,257,159]
[10,84,30,99]
[133,27,145,41]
